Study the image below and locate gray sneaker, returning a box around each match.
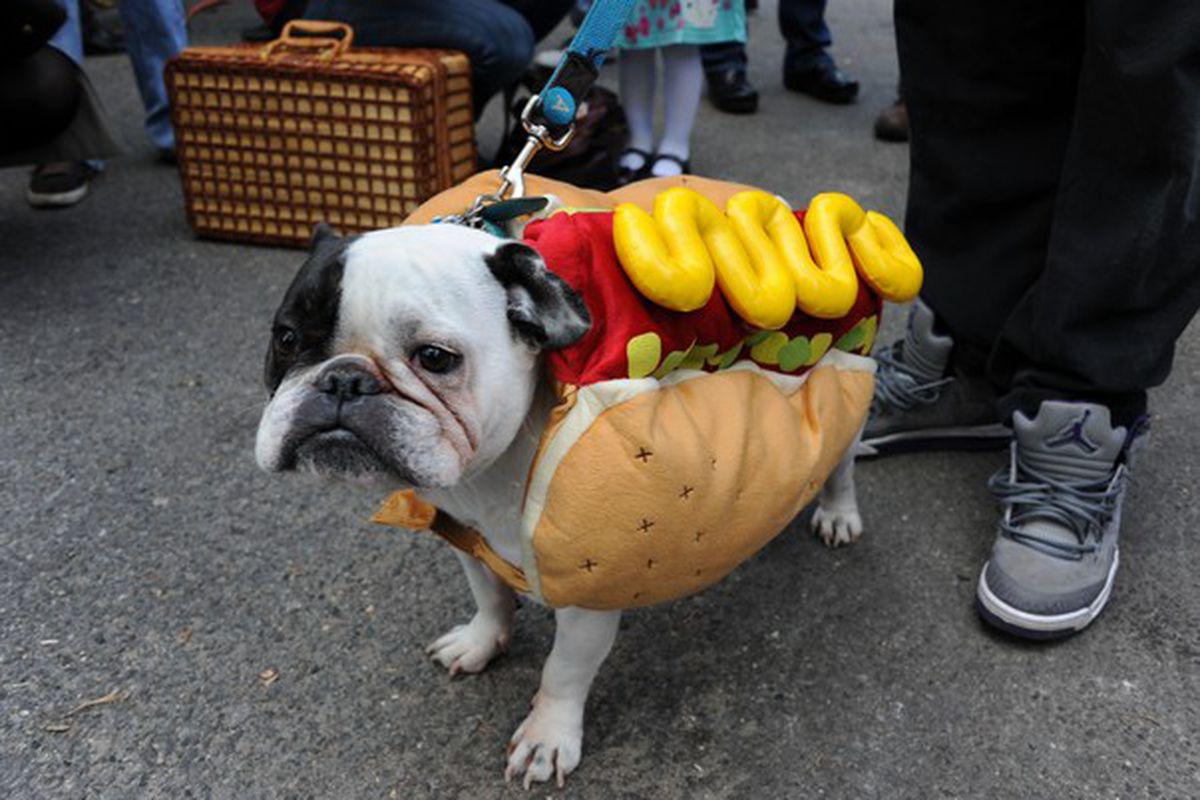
[860,299,1009,457]
[977,401,1145,639]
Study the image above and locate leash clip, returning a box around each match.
[462,89,576,225]
[495,94,576,201]
[520,93,577,151]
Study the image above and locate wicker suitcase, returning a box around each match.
[166,21,476,247]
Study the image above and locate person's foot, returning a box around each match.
[860,299,1010,457]
[648,152,690,178]
[615,148,653,186]
[783,58,859,104]
[705,67,759,114]
[26,162,99,209]
[874,98,908,142]
[977,402,1144,639]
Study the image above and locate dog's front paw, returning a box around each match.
[425,612,511,676]
[505,694,584,789]
[811,504,863,548]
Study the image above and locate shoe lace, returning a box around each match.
[871,341,952,414]
[987,445,1126,561]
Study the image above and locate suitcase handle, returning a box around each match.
[262,20,355,61]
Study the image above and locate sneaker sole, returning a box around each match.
[857,423,1011,459]
[975,549,1119,640]
[26,183,89,208]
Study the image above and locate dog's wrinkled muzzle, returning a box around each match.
[276,357,402,473]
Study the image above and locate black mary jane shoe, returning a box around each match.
[615,148,654,186]
[648,152,691,177]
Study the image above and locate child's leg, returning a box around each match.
[618,47,657,171]
[654,44,703,176]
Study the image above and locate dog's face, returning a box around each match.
[254,223,589,488]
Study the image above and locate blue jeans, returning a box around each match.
[119,0,187,152]
[700,0,832,74]
[48,0,85,65]
[305,0,573,116]
[48,0,186,152]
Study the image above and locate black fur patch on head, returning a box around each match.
[264,223,351,393]
[484,242,591,350]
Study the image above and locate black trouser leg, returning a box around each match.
[897,0,1200,426]
[897,0,1085,375]
[992,0,1200,424]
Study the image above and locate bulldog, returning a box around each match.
[255,222,866,788]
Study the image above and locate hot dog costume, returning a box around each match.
[372,172,921,610]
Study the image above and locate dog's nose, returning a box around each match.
[316,363,384,400]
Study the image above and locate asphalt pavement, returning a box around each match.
[1,2,1197,798]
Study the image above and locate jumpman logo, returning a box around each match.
[1044,409,1100,454]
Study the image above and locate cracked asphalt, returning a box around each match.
[1,1,1197,797]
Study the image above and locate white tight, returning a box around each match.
[617,44,704,177]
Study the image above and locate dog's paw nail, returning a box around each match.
[813,506,863,548]
[506,703,582,788]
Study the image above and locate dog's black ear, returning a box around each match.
[485,242,591,350]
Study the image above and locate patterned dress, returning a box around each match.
[618,0,746,49]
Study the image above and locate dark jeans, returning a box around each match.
[304,0,572,116]
[897,0,1200,425]
[700,0,832,75]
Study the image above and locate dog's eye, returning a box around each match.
[415,345,461,374]
[274,326,298,353]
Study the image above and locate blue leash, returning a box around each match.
[541,0,638,127]
[486,0,638,204]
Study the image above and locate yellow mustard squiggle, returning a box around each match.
[723,190,821,326]
[805,192,923,308]
[612,189,718,314]
[729,190,859,320]
[612,187,923,327]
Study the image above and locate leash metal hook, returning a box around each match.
[460,92,577,226]
[497,136,540,200]
[495,94,576,201]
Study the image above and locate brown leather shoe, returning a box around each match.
[874,99,909,142]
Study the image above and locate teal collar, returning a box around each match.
[432,196,551,239]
